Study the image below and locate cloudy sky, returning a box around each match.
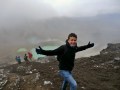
[0,0,120,20]
[43,0,120,17]
[0,0,120,58]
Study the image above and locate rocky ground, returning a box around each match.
[0,43,120,90]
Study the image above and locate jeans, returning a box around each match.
[59,70,77,90]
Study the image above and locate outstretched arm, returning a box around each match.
[76,42,94,52]
[36,45,64,56]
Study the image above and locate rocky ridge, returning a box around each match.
[0,43,120,90]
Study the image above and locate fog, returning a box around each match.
[0,0,120,58]
[0,0,120,25]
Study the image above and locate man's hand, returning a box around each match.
[36,46,42,54]
[87,41,94,48]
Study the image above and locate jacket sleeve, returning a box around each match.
[76,44,93,52]
[40,45,64,56]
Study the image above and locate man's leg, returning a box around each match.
[61,80,68,90]
[59,70,77,90]
[66,74,77,90]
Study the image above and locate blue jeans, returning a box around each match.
[59,70,77,90]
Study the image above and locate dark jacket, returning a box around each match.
[36,41,94,71]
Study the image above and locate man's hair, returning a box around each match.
[68,33,77,39]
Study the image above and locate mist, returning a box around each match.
[0,0,120,59]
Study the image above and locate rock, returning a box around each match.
[100,43,120,54]
[0,43,120,90]
[44,81,52,85]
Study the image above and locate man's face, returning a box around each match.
[68,37,77,46]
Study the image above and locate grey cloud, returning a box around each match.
[0,0,57,27]
[62,0,120,17]
[0,0,120,58]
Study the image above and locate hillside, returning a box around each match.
[0,43,120,90]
